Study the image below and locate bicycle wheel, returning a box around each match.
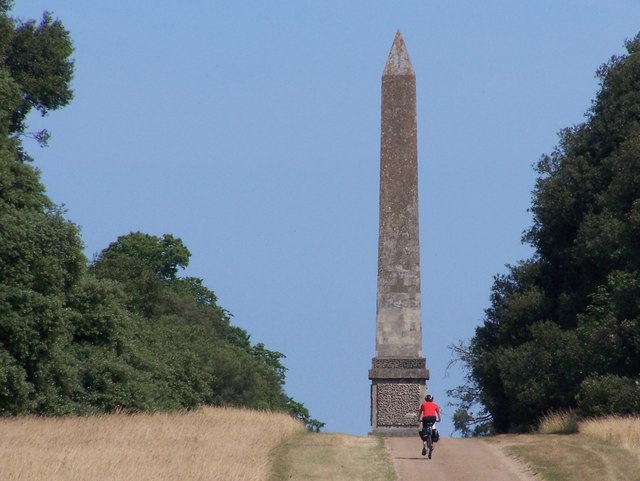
[427,432,433,459]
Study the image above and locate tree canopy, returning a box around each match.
[0,3,322,431]
[452,33,640,434]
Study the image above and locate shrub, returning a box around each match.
[576,374,640,417]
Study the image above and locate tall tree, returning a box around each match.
[0,3,79,414]
[452,33,640,433]
[0,3,323,429]
[90,232,325,429]
[0,1,73,143]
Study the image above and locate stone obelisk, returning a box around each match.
[369,31,429,437]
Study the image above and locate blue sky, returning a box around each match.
[12,1,640,436]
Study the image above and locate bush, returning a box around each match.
[576,374,640,417]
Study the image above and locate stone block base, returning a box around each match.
[369,357,428,436]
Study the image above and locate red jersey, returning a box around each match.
[419,401,440,418]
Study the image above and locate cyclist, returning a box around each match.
[418,394,441,456]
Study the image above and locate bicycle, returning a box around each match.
[419,418,436,459]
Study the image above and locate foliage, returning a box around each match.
[446,342,493,436]
[285,396,326,433]
[451,33,640,433]
[5,11,73,136]
[0,1,73,147]
[0,5,80,413]
[0,2,323,430]
[89,232,323,429]
[93,232,190,283]
[576,374,640,418]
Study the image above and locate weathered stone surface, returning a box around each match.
[372,358,426,369]
[377,383,421,426]
[368,368,429,380]
[375,30,422,360]
[369,357,428,380]
[370,380,425,436]
[370,31,429,437]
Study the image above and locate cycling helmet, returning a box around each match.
[425,394,433,402]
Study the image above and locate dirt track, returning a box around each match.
[385,437,538,481]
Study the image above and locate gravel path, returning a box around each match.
[385,437,538,481]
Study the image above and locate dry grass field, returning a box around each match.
[538,410,579,435]
[0,407,304,481]
[579,416,640,457]
[496,413,640,481]
[501,433,640,481]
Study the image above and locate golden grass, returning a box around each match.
[538,409,578,434]
[579,416,640,457]
[0,406,305,481]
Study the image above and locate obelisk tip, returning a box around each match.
[383,30,415,76]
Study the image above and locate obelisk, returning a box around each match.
[369,31,429,436]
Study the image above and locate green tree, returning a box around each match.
[576,374,640,417]
[0,3,80,414]
[93,232,190,283]
[453,33,640,433]
[90,231,324,429]
[446,342,493,436]
[0,1,73,144]
[0,3,323,428]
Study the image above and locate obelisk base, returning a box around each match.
[369,357,429,436]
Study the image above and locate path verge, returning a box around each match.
[493,433,640,481]
[270,433,396,481]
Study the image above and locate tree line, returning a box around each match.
[451,33,640,435]
[0,1,323,431]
